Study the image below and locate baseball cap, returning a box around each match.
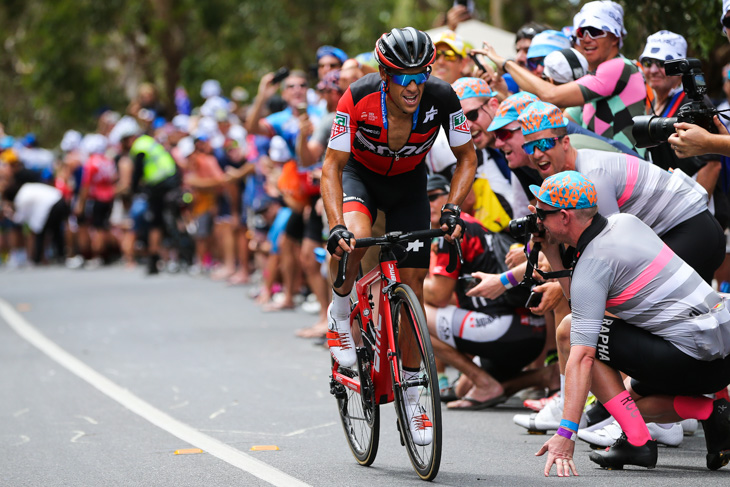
[488,91,540,132]
[529,171,598,210]
[317,69,342,92]
[723,0,730,29]
[640,30,687,62]
[433,30,467,58]
[427,174,451,193]
[518,101,568,135]
[317,46,348,64]
[543,48,589,84]
[526,30,571,60]
[60,130,82,152]
[200,79,222,99]
[451,77,497,101]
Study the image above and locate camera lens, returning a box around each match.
[631,115,678,149]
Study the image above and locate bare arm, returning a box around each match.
[244,72,279,136]
[321,147,351,229]
[424,274,457,308]
[472,46,586,108]
[669,117,730,158]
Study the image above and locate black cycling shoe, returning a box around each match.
[701,398,730,470]
[147,254,160,275]
[588,433,657,470]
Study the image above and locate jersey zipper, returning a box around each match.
[385,153,398,176]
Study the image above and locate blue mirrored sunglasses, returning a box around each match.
[387,69,430,86]
[522,136,562,155]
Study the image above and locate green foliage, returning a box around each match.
[1,0,728,145]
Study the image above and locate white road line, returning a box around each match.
[0,300,311,487]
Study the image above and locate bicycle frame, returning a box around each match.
[331,250,402,406]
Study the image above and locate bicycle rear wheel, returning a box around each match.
[390,284,442,481]
[333,313,380,465]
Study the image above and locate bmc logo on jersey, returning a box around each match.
[331,112,350,140]
[451,111,469,134]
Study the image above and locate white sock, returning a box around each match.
[331,291,350,320]
[403,370,420,405]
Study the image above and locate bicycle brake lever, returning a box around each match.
[333,250,349,288]
[445,238,463,273]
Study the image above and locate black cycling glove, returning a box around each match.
[439,211,464,236]
[327,225,355,256]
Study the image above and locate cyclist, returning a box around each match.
[321,27,477,445]
[530,171,730,475]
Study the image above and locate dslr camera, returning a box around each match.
[632,58,717,148]
[508,213,540,240]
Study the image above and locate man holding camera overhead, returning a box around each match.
[637,31,728,228]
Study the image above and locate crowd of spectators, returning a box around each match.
[2,1,730,467]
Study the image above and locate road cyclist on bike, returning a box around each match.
[321,27,477,446]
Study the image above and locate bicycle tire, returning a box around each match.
[390,284,442,481]
[334,312,380,466]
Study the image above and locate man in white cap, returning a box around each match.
[639,31,724,214]
[475,1,647,154]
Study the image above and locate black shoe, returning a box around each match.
[701,398,730,470]
[147,255,160,275]
[588,433,657,470]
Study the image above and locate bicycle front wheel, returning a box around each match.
[390,284,442,481]
[333,313,380,466]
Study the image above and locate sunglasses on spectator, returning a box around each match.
[494,127,521,142]
[387,69,430,86]
[285,82,308,89]
[436,49,460,62]
[526,57,545,71]
[465,102,491,123]
[641,58,665,70]
[535,207,562,220]
[575,26,608,40]
[522,136,563,155]
[428,192,449,202]
[723,15,730,29]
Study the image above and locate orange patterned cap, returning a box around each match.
[518,100,567,135]
[529,171,597,209]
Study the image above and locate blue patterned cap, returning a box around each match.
[529,171,598,209]
[451,77,497,100]
[488,92,539,132]
[518,101,568,135]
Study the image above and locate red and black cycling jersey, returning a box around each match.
[328,73,472,176]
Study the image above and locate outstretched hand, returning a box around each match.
[536,434,578,477]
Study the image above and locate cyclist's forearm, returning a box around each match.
[447,143,477,206]
[321,149,348,228]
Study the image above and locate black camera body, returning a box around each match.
[508,213,540,239]
[632,58,717,149]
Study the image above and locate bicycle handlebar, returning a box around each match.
[333,228,463,288]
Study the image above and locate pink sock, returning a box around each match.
[674,396,713,420]
[604,390,652,447]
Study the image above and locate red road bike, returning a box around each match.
[329,228,459,481]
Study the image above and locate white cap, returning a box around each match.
[640,30,687,62]
[200,79,222,99]
[227,124,248,153]
[81,133,109,155]
[723,0,730,25]
[268,135,291,163]
[176,136,195,159]
[200,95,229,119]
[60,130,82,152]
[573,1,626,47]
[544,48,589,84]
[108,116,141,144]
[172,114,190,132]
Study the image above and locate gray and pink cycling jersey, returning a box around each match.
[570,213,730,361]
[574,149,708,236]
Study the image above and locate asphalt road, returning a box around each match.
[1,265,728,486]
